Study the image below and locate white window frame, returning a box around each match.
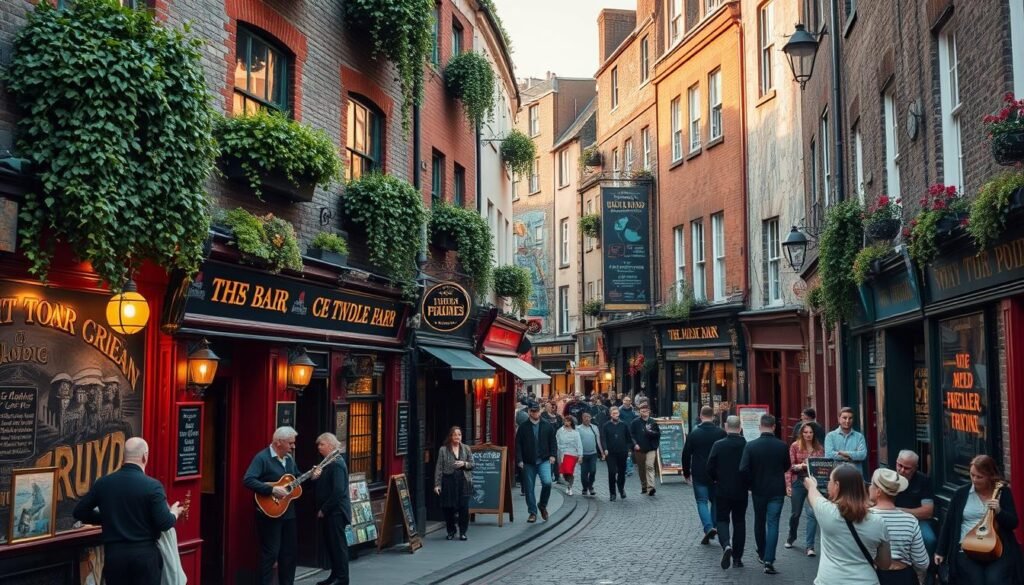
[1012,0,1024,98]
[673,226,686,300]
[529,105,540,136]
[692,220,706,302]
[641,126,652,170]
[612,147,620,178]
[820,110,831,205]
[560,218,569,266]
[529,157,540,193]
[853,126,865,204]
[611,67,619,110]
[625,139,634,174]
[670,0,683,41]
[640,36,650,83]
[558,149,570,187]
[759,1,775,96]
[938,29,964,192]
[688,84,701,152]
[709,69,723,140]
[711,213,725,301]
[671,97,683,162]
[587,282,595,301]
[766,218,781,305]
[559,286,570,334]
[884,89,902,199]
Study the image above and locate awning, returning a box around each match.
[483,354,551,384]
[420,345,495,380]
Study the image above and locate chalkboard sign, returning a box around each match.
[276,401,296,430]
[807,457,838,492]
[377,473,422,552]
[175,403,203,480]
[469,443,513,526]
[395,402,410,456]
[655,418,685,473]
[0,386,38,462]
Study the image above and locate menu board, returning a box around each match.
[395,402,410,456]
[807,457,838,493]
[655,418,685,472]
[0,386,38,462]
[395,474,417,538]
[737,404,769,442]
[469,446,505,512]
[175,403,203,480]
[345,472,377,546]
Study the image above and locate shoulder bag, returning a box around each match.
[846,518,916,585]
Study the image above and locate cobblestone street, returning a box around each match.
[485,466,821,585]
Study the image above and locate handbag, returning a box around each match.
[559,453,579,475]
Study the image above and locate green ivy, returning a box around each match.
[444,52,496,128]
[819,200,864,326]
[345,0,434,131]
[429,202,494,293]
[660,281,700,320]
[492,265,532,316]
[967,171,1024,250]
[214,110,342,198]
[578,214,601,239]
[220,209,302,273]
[310,231,349,255]
[477,0,513,52]
[852,243,891,285]
[578,145,601,172]
[807,285,824,311]
[4,0,217,288]
[343,173,426,294]
[583,299,603,317]
[500,130,536,178]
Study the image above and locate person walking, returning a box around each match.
[556,415,584,496]
[786,421,824,556]
[707,415,748,570]
[73,438,181,585]
[313,433,351,585]
[740,414,791,575]
[515,401,557,523]
[824,407,868,476]
[434,426,474,540]
[935,454,1023,584]
[577,411,603,497]
[541,401,564,484]
[600,406,635,501]
[629,403,661,496]
[590,394,610,428]
[869,468,929,585]
[682,406,727,544]
[515,405,530,496]
[242,426,302,585]
[618,396,638,424]
[564,392,589,424]
[791,407,826,444]
[804,464,892,585]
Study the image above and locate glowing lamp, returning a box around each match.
[288,347,317,393]
[187,338,220,396]
[106,280,150,335]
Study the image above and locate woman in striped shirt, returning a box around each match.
[869,468,929,585]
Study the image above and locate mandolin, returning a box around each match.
[255,449,342,518]
[962,481,1005,562]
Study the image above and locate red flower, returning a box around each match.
[902,227,911,238]
[945,185,957,197]
[877,195,890,207]
[960,217,970,227]
[933,199,947,211]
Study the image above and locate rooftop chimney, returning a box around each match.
[598,9,637,64]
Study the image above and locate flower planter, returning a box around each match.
[993,130,1024,166]
[307,247,348,267]
[585,151,602,167]
[222,155,317,202]
[935,213,967,234]
[866,218,901,241]
[1011,187,1024,212]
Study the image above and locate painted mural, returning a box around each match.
[513,210,551,334]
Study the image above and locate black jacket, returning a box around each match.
[937,483,1023,583]
[243,447,301,519]
[739,432,790,497]
[681,421,727,483]
[73,464,176,545]
[564,401,590,424]
[629,417,661,452]
[315,457,352,523]
[707,434,748,499]
[515,419,557,465]
[600,420,635,454]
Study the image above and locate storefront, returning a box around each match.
[532,340,575,398]
[601,315,657,410]
[160,243,410,584]
[740,307,809,438]
[654,305,745,429]
[574,330,612,398]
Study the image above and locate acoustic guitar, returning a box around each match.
[255,449,342,518]
[962,481,1005,562]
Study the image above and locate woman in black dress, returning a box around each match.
[434,426,474,540]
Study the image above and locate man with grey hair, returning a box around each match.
[313,432,350,585]
[74,437,181,585]
[893,449,938,565]
[707,416,748,569]
[244,426,301,585]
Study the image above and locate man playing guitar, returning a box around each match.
[244,426,306,585]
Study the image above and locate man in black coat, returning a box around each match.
[313,433,350,585]
[681,406,727,544]
[707,416,748,570]
[739,414,791,576]
[600,406,635,501]
[629,403,661,496]
[563,392,590,424]
[515,401,557,523]
[244,426,301,585]
[73,437,181,585]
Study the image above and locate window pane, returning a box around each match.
[248,41,269,100]
[266,50,282,106]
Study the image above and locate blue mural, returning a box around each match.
[513,210,550,333]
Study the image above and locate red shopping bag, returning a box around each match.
[559,454,579,475]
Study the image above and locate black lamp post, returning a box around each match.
[782,25,819,90]
[782,226,810,272]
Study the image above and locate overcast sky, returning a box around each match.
[492,0,638,80]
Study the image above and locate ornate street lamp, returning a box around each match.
[782,226,810,272]
[106,279,150,335]
[187,338,220,397]
[287,347,317,394]
[782,24,820,89]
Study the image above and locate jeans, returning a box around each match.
[919,519,937,555]
[788,479,818,549]
[753,495,785,564]
[955,550,1016,584]
[692,482,717,534]
[606,452,628,494]
[521,461,552,515]
[626,453,635,476]
[715,496,748,560]
[580,453,598,491]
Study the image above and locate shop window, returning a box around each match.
[346,97,383,180]
[939,313,992,486]
[234,27,290,114]
[347,355,385,484]
[454,164,465,206]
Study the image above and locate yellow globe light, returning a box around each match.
[106,280,150,335]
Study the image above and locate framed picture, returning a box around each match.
[9,467,58,544]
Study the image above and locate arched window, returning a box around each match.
[234,26,290,114]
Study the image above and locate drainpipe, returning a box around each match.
[476,122,483,214]
[410,103,426,534]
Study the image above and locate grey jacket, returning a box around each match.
[434,443,474,489]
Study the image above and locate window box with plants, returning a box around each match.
[906,184,969,267]
[578,214,601,239]
[580,145,602,168]
[444,51,496,128]
[985,93,1024,166]
[967,171,1024,251]
[852,243,892,285]
[492,265,532,317]
[583,299,603,317]
[218,208,303,274]
[214,110,342,202]
[307,231,349,267]
[428,202,494,293]
[863,194,901,241]
[500,129,536,179]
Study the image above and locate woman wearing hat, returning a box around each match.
[869,468,929,584]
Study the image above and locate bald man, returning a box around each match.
[74,437,182,585]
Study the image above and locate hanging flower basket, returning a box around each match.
[863,195,901,241]
[993,130,1024,166]
[985,93,1024,166]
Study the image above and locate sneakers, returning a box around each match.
[757,555,765,565]
[619,491,627,499]
[784,538,795,549]
[721,546,733,570]
[567,488,573,496]
[806,548,816,557]
[539,506,549,521]
[700,529,714,545]
[733,560,745,568]
[648,488,656,496]
[527,513,536,523]
[589,488,597,496]
[610,494,617,501]
[764,563,778,575]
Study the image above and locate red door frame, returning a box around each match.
[1005,298,1024,544]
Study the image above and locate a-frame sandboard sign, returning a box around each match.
[376,473,422,553]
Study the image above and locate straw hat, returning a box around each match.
[871,468,909,497]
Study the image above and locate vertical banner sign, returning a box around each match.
[395,402,410,457]
[601,187,651,310]
[0,283,145,543]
